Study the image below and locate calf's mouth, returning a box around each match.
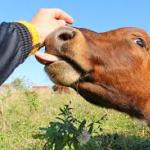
[35,27,92,86]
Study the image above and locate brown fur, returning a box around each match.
[39,27,150,124]
[74,28,150,121]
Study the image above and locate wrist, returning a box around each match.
[18,21,41,54]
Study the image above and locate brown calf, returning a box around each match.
[36,26,150,124]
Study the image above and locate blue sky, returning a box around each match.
[1,0,150,86]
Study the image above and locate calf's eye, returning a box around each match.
[134,38,146,48]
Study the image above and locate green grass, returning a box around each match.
[0,83,150,150]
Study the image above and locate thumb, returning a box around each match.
[58,20,67,26]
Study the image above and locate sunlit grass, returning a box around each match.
[0,82,150,149]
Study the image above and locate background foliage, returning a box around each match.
[0,79,150,150]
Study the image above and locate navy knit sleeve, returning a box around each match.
[0,22,32,85]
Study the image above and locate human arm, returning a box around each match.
[0,8,73,85]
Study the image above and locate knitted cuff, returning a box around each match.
[12,23,33,59]
[19,21,40,55]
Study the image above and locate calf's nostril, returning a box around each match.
[58,30,76,41]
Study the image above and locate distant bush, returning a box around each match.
[10,78,27,90]
[24,90,40,112]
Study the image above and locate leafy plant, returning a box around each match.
[41,105,107,150]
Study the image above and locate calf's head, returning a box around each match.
[36,26,150,124]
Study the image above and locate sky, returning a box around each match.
[0,0,150,86]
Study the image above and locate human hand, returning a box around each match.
[31,8,74,45]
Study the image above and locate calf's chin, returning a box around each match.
[45,60,81,86]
